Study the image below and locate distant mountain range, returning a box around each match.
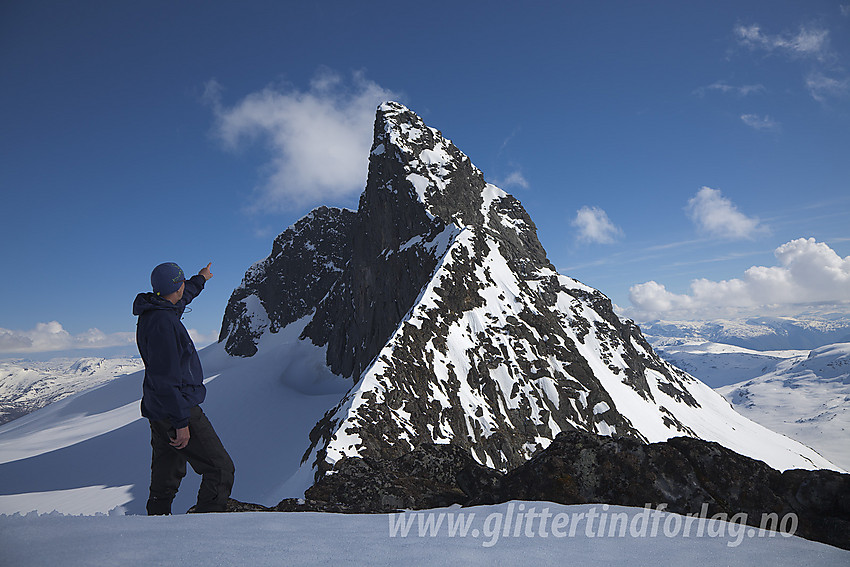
[0,356,141,425]
[641,316,850,351]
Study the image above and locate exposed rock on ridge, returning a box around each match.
[220,206,355,357]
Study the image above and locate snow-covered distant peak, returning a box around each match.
[798,343,850,381]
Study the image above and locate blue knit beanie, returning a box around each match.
[151,262,186,296]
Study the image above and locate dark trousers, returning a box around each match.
[147,405,235,515]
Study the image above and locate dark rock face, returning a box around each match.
[219,206,355,357]
[278,433,850,550]
[301,106,450,379]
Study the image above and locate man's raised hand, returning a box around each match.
[199,263,213,281]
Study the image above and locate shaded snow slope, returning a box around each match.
[0,319,350,515]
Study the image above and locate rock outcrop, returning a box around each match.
[280,432,850,550]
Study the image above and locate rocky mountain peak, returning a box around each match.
[368,101,487,228]
[218,102,836,487]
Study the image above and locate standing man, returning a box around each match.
[133,261,234,515]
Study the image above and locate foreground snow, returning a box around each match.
[1,503,847,566]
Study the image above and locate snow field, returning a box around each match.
[1,502,847,567]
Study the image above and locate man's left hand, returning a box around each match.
[170,426,190,450]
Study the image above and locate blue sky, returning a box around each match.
[1,0,849,356]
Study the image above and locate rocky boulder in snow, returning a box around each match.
[291,443,501,513]
[490,431,850,550]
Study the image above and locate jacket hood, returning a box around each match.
[133,292,179,316]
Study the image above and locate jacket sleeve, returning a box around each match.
[179,274,206,307]
[144,316,192,429]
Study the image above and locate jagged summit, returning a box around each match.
[370,101,488,226]
[219,102,837,485]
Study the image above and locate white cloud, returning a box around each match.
[571,206,623,244]
[627,238,850,320]
[740,113,780,131]
[733,22,848,103]
[694,81,765,97]
[806,72,850,102]
[0,322,135,354]
[686,187,766,239]
[496,171,530,190]
[207,69,399,212]
[187,329,220,348]
[735,24,830,60]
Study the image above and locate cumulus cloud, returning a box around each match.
[571,206,623,244]
[627,238,850,320]
[686,187,766,240]
[740,113,780,131]
[0,322,135,354]
[206,69,399,212]
[187,329,220,348]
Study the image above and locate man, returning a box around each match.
[133,261,234,515]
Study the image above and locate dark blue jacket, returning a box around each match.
[133,274,207,429]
